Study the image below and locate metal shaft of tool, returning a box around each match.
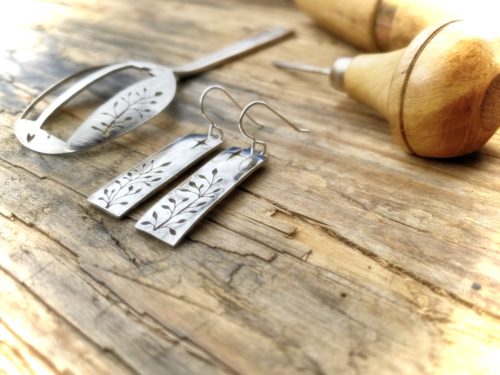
[173,27,294,78]
[272,61,330,76]
[273,58,353,91]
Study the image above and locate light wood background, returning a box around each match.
[0,0,499,374]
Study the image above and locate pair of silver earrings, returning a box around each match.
[88,85,309,246]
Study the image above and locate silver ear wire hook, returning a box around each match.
[199,85,262,140]
[238,100,310,156]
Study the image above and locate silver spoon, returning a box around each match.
[15,27,293,154]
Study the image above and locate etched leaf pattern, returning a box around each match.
[91,87,163,136]
[97,159,171,208]
[140,168,224,235]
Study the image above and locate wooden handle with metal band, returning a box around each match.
[294,0,486,51]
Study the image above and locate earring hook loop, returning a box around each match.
[238,100,310,156]
[199,85,262,140]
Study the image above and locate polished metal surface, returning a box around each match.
[15,61,169,154]
[136,147,266,246]
[88,134,223,218]
[15,27,293,154]
[272,58,353,91]
[173,27,293,78]
[272,60,331,76]
[68,71,176,150]
[330,57,353,90]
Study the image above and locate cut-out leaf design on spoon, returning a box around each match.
[68,72,176,149]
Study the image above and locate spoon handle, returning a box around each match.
[173,27,294,78]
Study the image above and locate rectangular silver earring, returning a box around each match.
[87,133,222,218]
[136,99,310,246]
[135,146,266,245]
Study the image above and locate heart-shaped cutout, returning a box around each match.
[27,133,35,143]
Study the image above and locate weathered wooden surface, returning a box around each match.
[1,0,499,374]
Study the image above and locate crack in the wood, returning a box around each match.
[0,157,50,180]
[0,157,95,202]
[334,188,431,234]
[241,189,500,321]
[95,267,221,315]
[377,213,430,234]
[20,261,54,285]
[229,208,298,237]
[189,224,278,263]
[187,238,281,296]
[199,279,329,375]
[226,263,244,286]
[96,220,140,268]
[206,217,309,261]
[0,211,79,260]
[81,269,239,375]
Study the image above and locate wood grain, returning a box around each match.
[0,0,499,374]
[294,0,380,50]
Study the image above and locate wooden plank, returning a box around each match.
[1,144,499,373]
[0,269,135,375]
[0,0,499,373]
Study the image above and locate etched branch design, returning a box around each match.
[140,168,224,236]
[91,87,163,136]
[97,159,171,208]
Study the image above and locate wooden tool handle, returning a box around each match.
[294,0,381,50]
[341,20,500,157]
[373,0,466,50]
[344,49,402,115]
[294,0,477,51]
